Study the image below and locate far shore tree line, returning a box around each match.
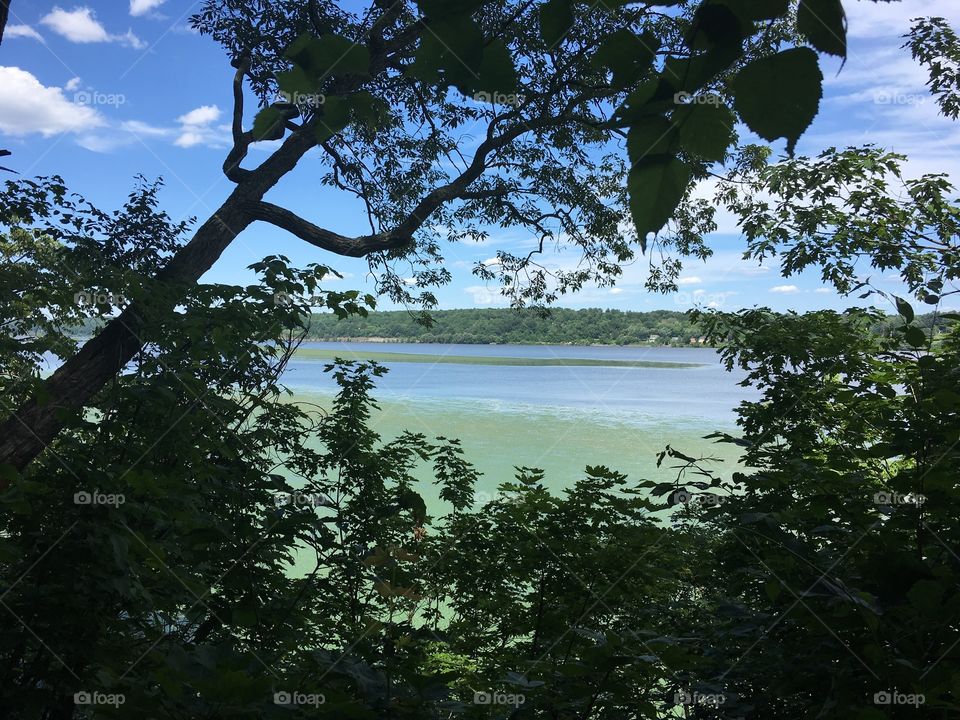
[302,307,952,347]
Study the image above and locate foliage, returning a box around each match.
[3,4,960,720]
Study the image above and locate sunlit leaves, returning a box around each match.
[284,32,370,79]
[733,47,823,154]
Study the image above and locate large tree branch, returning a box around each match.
[0,0,10,45]
[246,201,411,256]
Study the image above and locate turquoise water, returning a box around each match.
[282,343,757,499]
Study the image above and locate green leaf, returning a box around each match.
[409,16,484,90]
[894,296,914,323]
[251,106,285,141]
[416,0,485,20]
[904,325,927,348]
[733,47,823,154]
[798,0,847,58]
[315,96,351,142]
[688,3,750,50]
[907,579,943,615]
[718,0,790,21]
[592,29,658,88]
[276,66,318,98]
[627,118,677,165]
[476,39,518,94]
[628,156,690,245]
[285,33,370,79]
[349,91,389,130]
[672,98,735,161]
[539,0,573,47]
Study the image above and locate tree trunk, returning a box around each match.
[0,131,315,482]
[0,1,11,46]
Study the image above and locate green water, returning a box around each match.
[287,391,744,510]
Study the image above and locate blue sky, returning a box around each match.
[1,0,958,314]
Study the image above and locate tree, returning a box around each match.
[0,0,850,475]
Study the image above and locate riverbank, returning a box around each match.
[292,346,706,367]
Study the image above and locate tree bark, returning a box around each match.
[0,1,11,46]
[0,131,316,481]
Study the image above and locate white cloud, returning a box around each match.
[40,7,145,49]
[173,105,228,148]
[0,66,103,137]
[64,76,81,91]
[770,285,799,294]
[676,276,702,286]
[846,0,960,39]
[129,0,166,16]
[6,24,44,41]
[178,105,220,126]
[814,288,832,294]
[609,288,624,295]
[121,119,172,137]
[174,131,205,148]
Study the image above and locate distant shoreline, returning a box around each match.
[292,347,707,368]
[303,336,713,348]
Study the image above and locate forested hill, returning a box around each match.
[305,308,951,346]
[305,309,709,345]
